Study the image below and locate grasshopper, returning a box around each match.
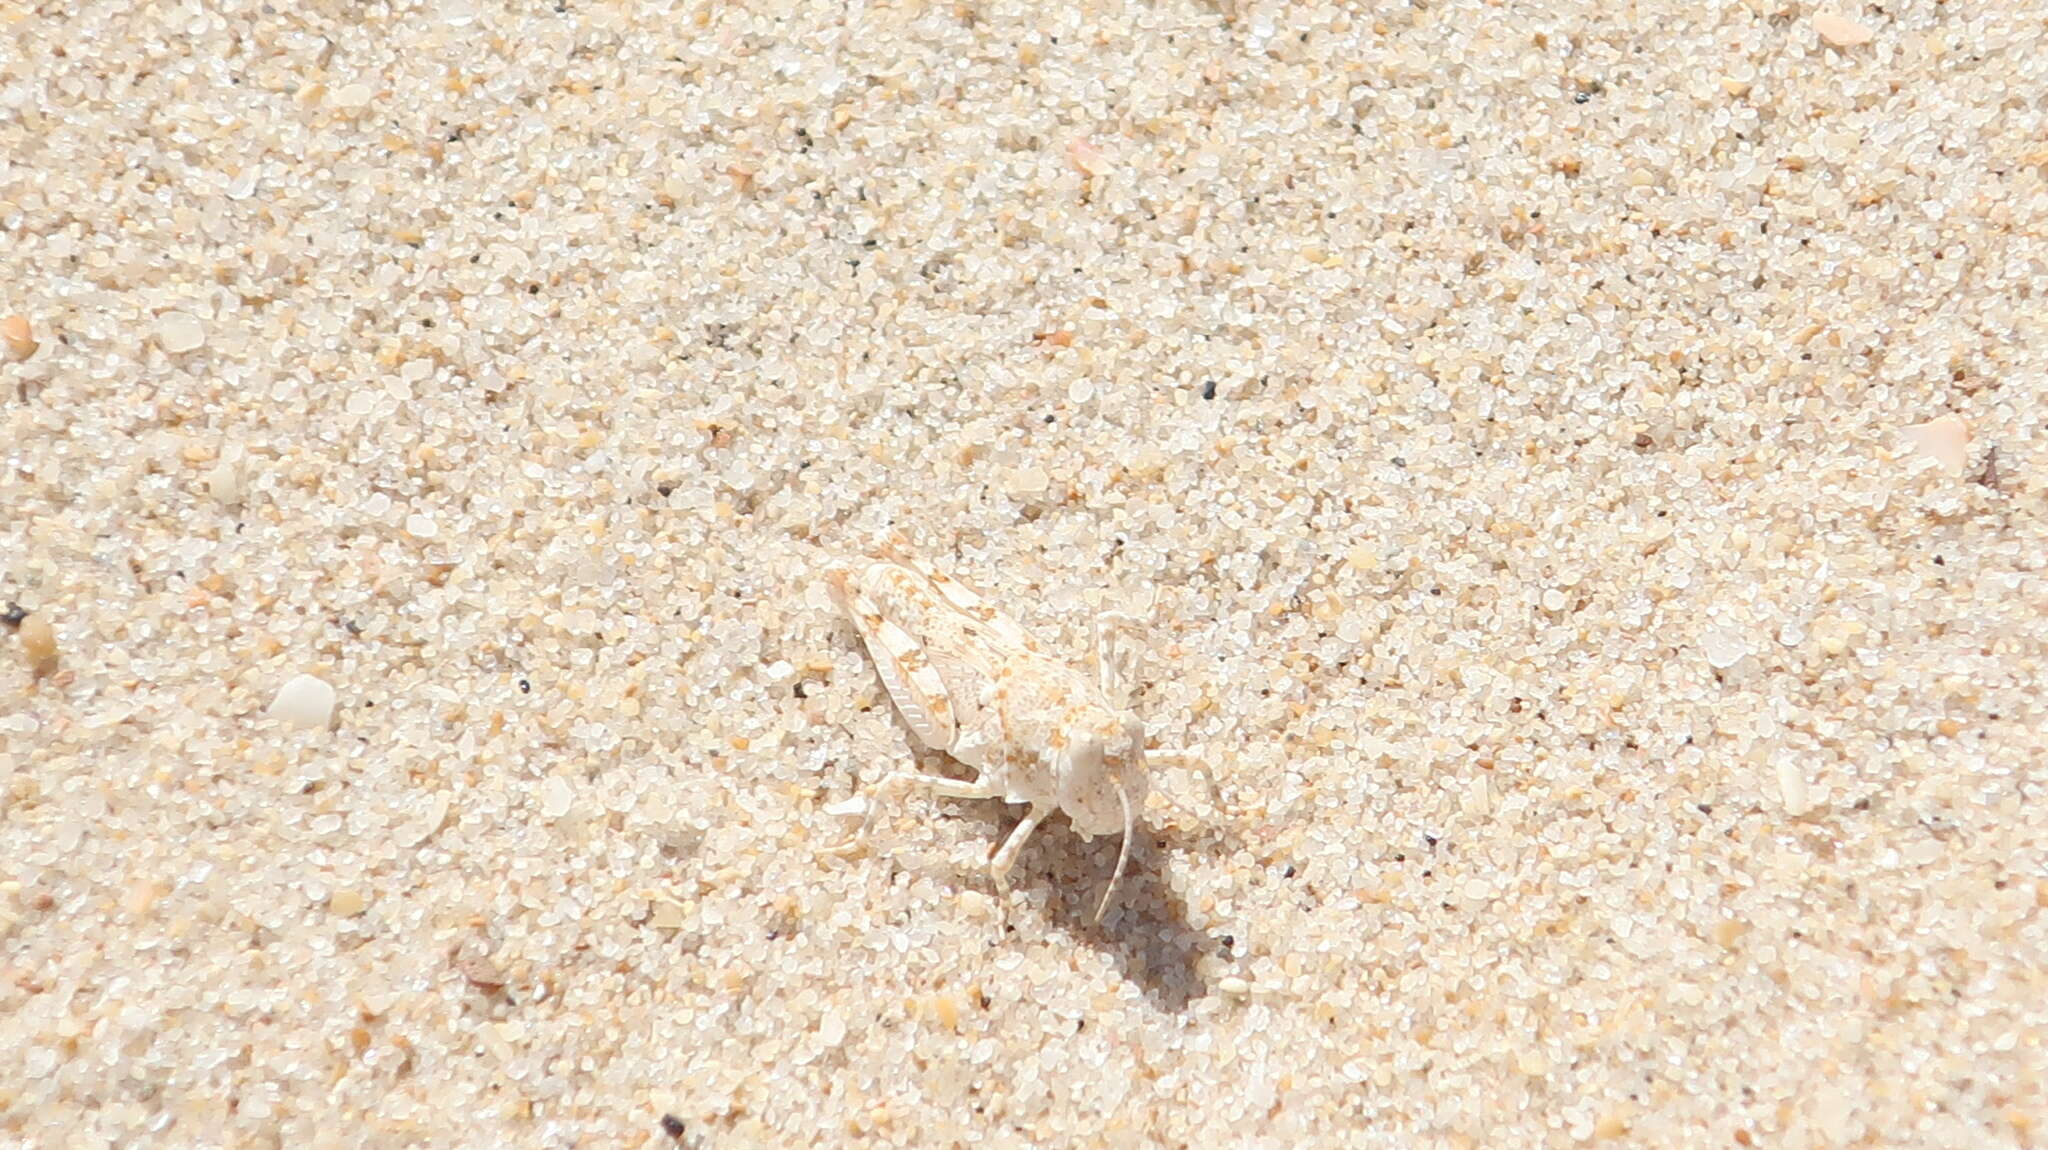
[824,548,1201,921]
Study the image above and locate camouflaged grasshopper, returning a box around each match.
[824,547,1198,921]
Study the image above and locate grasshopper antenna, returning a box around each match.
[1095,772,1135,923]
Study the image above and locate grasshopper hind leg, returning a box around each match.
[827,769,1004,858]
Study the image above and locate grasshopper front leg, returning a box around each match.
[987,801,1052,899]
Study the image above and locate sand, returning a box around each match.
[3,1,2045,1146]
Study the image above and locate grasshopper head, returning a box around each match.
[1059,710,1150,922]
[1060,710,1150,838]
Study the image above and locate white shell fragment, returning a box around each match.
[1901,415,1971,476]
[1777,757,1814,817]
[205,460,243,506]
[1701,627,1751,670]
[541,776,575,819]
[267,674,336,729]
[1813,12,1874,47]
[156,311,207,353]
[822,795,868,818]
